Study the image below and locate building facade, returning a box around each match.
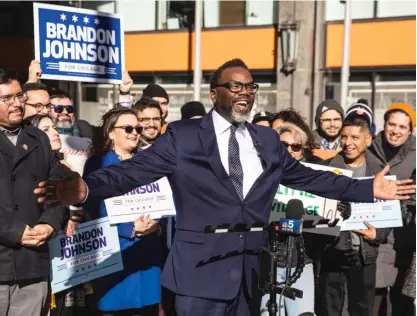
[0,0,415,130]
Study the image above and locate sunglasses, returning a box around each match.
[113,125,143,134]
[53,105,74,114]
[281,141,303,152]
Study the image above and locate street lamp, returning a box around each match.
[279,21,300,75]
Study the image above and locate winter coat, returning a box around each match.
[369,132,416,288]
[0,124,67,281]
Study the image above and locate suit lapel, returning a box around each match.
[245,123,272,199]
[0,131,15,158]
[198,111,241,200]
[14,127,39,167]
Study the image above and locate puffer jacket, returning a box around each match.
[369,133,416,288]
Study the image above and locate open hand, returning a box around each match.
[374,165,416,200]
[34,172,87,207]
[353,221,376,240]
[134,214,158,236]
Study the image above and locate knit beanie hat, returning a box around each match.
[385,103,416,128]
[181,101,206,119]
[252,111,273,124]
[315,99,344,128]
[344,102,373,127]
[142,84,169,103]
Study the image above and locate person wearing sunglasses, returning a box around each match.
[83,107,162,315]
[132,96,163,150]
[22,82,52,118]
[260,122,317,316]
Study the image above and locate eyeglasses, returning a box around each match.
[320,118,342,124]
[26,102,53,111]
[53,105,74,114]
[0,92,27,105]
[113,125,143,134]
[138,117,162,124]
[281,141,303,152]
[215,81,259,94]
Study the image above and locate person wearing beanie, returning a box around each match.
[311,99,344,160]
[345,102,373,128]
[181,101,207,120]
[369,102,416,316]
[252,111,273,127]
[142,83,170,134]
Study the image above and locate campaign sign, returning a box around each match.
[33,3,124,83]
[269,163,353,236]
[340,176,403,231]
[105,177,177,224]
[48,217,123,293]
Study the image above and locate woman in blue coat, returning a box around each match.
[84,107,162,316]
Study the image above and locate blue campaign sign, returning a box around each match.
[48,217,123,293]
[33,2,124,84]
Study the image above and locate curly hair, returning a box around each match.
[91,107,136,156]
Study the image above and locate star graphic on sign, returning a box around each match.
[72,14,78,23]
[83,16,89,24]
[60,13,67,21]
[94,18,100,25]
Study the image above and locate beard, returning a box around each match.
[230,107,250,123]
[56,118,73,129]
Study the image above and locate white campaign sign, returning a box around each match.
[269,163,353,225]
[104,177,176,224]
[59,134,91,176]
[48,217,123,293]
[340,175,403,231]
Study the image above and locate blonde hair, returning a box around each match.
[277,122,308,147]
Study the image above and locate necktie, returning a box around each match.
[228,125,244,201]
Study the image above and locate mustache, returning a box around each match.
[10,107,23,113]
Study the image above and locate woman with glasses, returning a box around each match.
[261,122,318,316]
[83,107,162,316]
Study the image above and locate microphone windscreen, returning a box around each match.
[286,199,304,220]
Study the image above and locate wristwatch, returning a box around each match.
[119,90,130,95]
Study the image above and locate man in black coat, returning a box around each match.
[0,68,67,315]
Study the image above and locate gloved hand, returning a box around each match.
[337,201,351,220]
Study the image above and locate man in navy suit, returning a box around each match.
[36,59,415,316]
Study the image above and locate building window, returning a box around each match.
[158,0,195,30]
[204,0,277,28]
[325,0,374,21]
[376,0,416,18]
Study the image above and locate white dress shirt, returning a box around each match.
[212,110,264,199]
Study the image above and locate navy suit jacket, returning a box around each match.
[84,110,374,300]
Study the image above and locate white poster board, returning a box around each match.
[59,134,91,176]
[340,175,403,231]
[104,177,176,224]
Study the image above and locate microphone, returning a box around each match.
[279,199,304,235]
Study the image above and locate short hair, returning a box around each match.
[0,68,18,85]
[384,110,413,131]
[278,122,308,147]
[273,108,319,150]
[50,89,72,101]
[209,58,249,90]
[132,96,162,117]
[342,117,370,132]
[22,82,48,93]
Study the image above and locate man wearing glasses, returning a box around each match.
[0,68,66,316]
[22,83,52,119]
[36,59,416,316]
[312,99,345,159]
[132,96,163,149]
